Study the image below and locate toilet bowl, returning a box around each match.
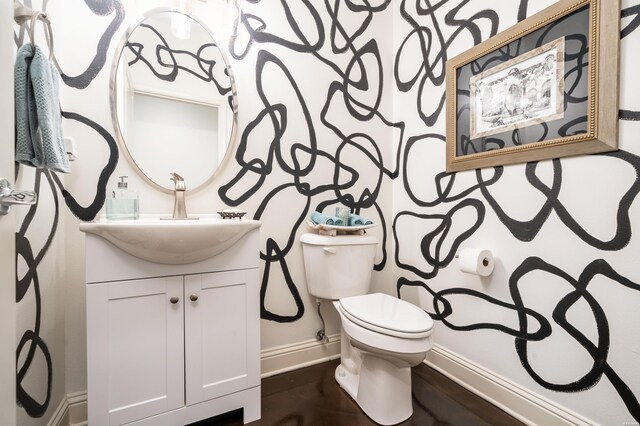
[334,293,433,425]
[299,233,434,425]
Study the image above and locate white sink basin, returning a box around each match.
[79,214,261,265]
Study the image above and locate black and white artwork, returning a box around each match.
[470,37,565,139]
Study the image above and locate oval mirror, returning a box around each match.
[110,8,237,193]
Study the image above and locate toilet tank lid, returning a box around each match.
[300,233,378,246]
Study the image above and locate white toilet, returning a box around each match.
[300,233,434,425]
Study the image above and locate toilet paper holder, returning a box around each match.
[455,248,495,276]
[455,253,491,267]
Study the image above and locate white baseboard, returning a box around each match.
[67,392,88,426]
[47,397,69,426]
[424,344,595,426]
[260,333,341,378]
[48,391,88,426]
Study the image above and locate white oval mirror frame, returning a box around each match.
[110,7,238,194]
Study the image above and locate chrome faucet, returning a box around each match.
[170,173,188,219]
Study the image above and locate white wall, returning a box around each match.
[392,0,640,424]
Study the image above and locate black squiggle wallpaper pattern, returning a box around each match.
[125,22,232,97]
[11,0,640,423]
[60,0,124,89]
[220,0,640,423]
[392,0,640,422]
[221,1,402,321]
[14,0,122,418]
[15,170,58,417]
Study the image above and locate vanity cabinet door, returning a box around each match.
[87,276,185,426]
[184,269,260,405]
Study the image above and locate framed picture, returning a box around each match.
[469,37,566,140]
[445,0,620,172]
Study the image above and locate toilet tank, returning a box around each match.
[300,233,379,300]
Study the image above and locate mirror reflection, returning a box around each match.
[112,9,236,192]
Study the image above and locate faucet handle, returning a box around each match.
[169,173,188,219]
[170,173,186,191]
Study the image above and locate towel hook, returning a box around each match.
[13,0,36,25]
[16,1,61,72]
[27,12,40,48]
[42,16,55,62]
[27,12,53,56]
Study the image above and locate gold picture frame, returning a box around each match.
[445,0,620,172]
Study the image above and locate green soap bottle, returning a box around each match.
[106,176,139,220]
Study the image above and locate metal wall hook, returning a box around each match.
[14,0,61,71]
[0,179,37,215]
[13,0,38,25]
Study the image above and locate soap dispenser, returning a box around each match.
[106,176,139,220]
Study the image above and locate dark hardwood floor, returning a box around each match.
[192,359,523,426]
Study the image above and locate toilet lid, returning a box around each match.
[339,293,433,336]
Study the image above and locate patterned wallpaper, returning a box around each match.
[392,0,640,424]
[14,1,122,422]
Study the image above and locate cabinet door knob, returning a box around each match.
[190,294,199,302]
[170,296,180,304]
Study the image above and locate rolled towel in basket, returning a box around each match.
[348,214,373,226]
[311,211,344,226]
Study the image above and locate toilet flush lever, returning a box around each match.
[323,247,337,254]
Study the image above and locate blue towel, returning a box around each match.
[311,211,344,226]
[15,45,35,166]
[348,214,373,226]
[15,44,70,173]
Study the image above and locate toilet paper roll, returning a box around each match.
[458,248,494,276]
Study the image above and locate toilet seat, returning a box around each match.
[338,293,433,339]
[335,300,432,356]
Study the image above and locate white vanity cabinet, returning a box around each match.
[84,227,261,426]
